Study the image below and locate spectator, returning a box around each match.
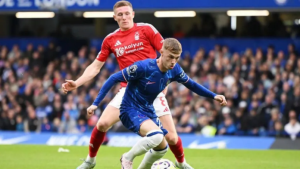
[218,117,236,135]
[24,106,39,132]
[284,118,300,140]
[59,111,79,134]
[41,117,53,132]
[16,115,24,132]
[176,111,194,133]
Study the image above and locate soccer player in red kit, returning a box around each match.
[62,1,193,169]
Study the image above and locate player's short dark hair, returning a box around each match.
[113,1,133,11]
[163,38,182,54]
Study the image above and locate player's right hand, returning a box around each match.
[214,95,227,106]
[61,80,77,94]
[87,105,98,117]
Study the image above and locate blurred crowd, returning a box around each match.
[0,41,300,139]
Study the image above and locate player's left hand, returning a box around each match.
[87,105,98,117]
[214,95,227,106]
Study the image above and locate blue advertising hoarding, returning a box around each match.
[0,0,300,12]
[0,131,275,149]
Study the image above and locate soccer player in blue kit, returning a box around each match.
[87,38,227,169]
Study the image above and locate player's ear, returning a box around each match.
[113,14,117,21]
[132,11,135,19]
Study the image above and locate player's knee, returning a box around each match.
[153,146,168,155]
[96,120,111,132]
[165,133,178,145]
[146,130,164,147]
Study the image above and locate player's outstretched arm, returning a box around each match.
[61,60,105,94]
[182,78,227,106]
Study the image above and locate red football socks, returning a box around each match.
[169,136,185,163]
[89,127,107,157]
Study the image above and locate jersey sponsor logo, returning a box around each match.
[115,40,122,47]
[135,32,139,40]
[115,47,125,57]
[115,42,144,57]
[146,81,156,85]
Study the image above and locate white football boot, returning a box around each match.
[175,161,194,169]
[76,159,96,169]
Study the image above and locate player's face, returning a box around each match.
[161,49,180,70]
[113,6,135,31]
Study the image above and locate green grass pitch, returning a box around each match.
[0,145,299,169]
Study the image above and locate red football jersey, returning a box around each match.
[96,23,164,87]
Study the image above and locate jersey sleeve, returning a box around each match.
[96,37,111,62]
[92,71,125,106]
[173,64,189,83]
[143,24,164,51]
[173,64,216,99]
[121,61,145,81]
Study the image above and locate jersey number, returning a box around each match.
[160,97,165,106]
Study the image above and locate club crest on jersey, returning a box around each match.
[135,32,139,40]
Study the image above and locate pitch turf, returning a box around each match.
[0,145,299,169]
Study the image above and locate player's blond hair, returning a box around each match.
[113,1,133,11]
[163,38,182,55]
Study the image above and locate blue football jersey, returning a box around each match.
[93,58,216,119]
[120,59,189,118]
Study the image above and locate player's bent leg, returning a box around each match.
[96,105,121,132]
[78,88,125,169]
[138,139,168,169]
[160,116,194,169]
[77,106,121,169]
[89,106,120,158]
[89,105,120,157]
[121,120,164,169]
[159,114,178,145]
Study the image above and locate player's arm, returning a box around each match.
[62,38,110,93]
[87,62,145,116]
[174,66,227,106]
[75,60,105,87]
[92,71,125,106]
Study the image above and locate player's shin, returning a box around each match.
[138,146,168,169]
[169,136,185,163]
[88,126,107,162]
[124,130,164,162]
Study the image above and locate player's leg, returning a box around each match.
[156,95,194,169]
[137,136,168,169]
[77,88,124,169]
[122,120,164,161]
[120,110,166,168]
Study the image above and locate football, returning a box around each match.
[151,159,176,169]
